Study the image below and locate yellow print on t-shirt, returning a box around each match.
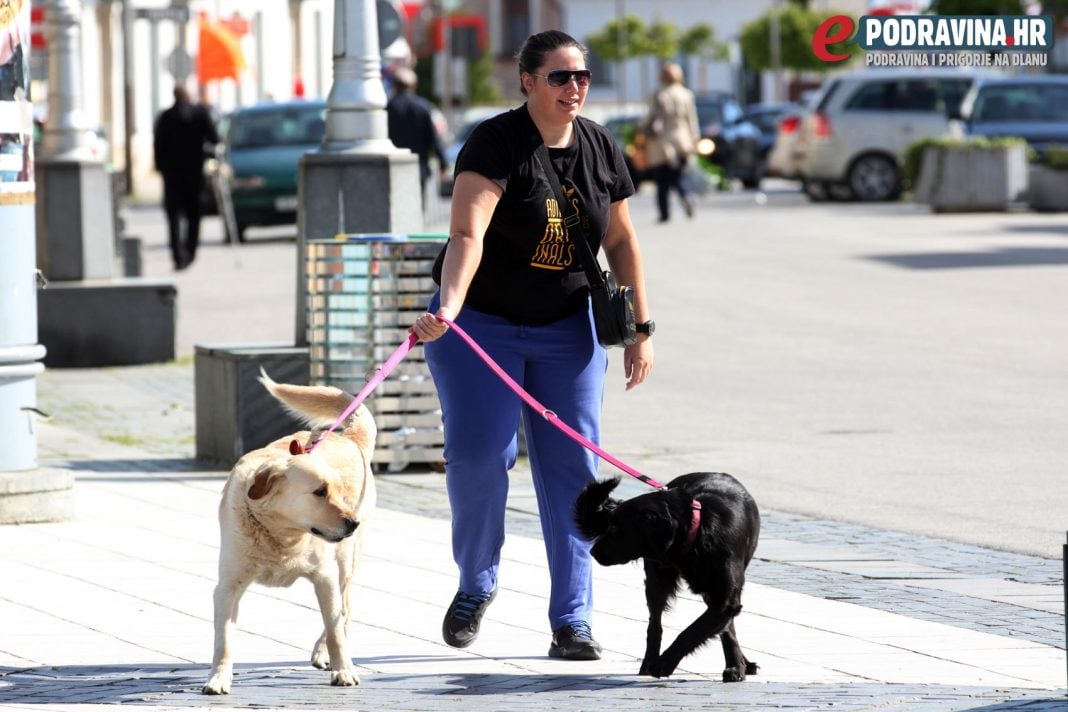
[530,195,576,271]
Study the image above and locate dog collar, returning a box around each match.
[682,500,702,553]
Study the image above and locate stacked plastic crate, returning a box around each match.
[305,234,446,471]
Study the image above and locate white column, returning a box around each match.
[322,0,395,152]
[40,0,93,160]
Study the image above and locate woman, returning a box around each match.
[410,30,654,660]
[643,62,700,223]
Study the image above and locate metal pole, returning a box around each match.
[0,0,47,474]
[616,0,625,109]
[769,0,783,103]
[322,0,393,151]
[121,0,133,194]
[440,0,452,135]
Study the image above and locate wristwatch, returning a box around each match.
[636,320,655,336]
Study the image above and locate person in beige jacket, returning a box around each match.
[643,62,700,223]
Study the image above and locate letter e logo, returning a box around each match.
[813,14,855,62]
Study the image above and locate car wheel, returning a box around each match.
[847,154,900,201]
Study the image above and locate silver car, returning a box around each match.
[796,68,989,201]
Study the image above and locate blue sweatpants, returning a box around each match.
[424,294,607,631]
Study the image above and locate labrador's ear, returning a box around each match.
[248,463,284,501]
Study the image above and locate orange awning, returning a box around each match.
[197,17,246,83]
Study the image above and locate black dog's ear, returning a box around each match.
[573,477,622,540]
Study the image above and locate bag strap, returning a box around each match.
[533,142,606,291]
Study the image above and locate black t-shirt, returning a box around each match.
[433,104,634,325]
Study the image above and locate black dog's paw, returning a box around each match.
[722,661,759,682]
[722,666,746,682]
[640,657,676,679]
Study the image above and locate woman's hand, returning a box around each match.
[410,306,455,343]
[623,336,654,390]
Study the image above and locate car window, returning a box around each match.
[747,110,786,134]
[230,106,326,148]
[936,79,972,115]
[973,83,1068,122]
[814,79,842,112]
[845,80,902,110]
[845,79,959,113]
[696,101,725,127]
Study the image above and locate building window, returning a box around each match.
[502,0,529,59]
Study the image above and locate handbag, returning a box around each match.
[534,143,637,348]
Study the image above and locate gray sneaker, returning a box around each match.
[442,589,496,648]
[548,622,602,660]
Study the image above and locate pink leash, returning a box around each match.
[304,332,420,454]
[299,318,702,550]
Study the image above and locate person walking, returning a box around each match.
[386,66,447,208]
[153,85,218,270]
[643,62,700,223]
[409,30,654,661]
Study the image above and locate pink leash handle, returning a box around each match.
[306,332,420,453]
[436,315,667,490]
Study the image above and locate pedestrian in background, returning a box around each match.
[410,30,654,662]
[386,66,447,209]
[153,85,218,270]
[643,62,700,223]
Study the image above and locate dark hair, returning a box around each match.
[515,30,588,96]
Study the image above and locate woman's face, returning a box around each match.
[523,46,588,123]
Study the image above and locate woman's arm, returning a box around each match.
[601,198,654,390]
[410,170,502,342]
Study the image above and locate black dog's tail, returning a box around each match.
[574,477,622,540]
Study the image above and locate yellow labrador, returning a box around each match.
[203,371,377,695]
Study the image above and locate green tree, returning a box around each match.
[645,21,681,60]
[680,23,727,92]
[680,23,727,62]
[585,15,648,104]
[584,14,648,62]
[467,52,500,105]
[740,5,862,72]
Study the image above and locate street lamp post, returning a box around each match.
[295,0,422,345]
[36,0,115,283]
[34,0,177,370]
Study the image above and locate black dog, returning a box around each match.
[574,472,760,680]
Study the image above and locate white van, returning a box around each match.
[795,68,993,201]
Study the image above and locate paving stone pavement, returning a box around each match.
[3,361,1064,711]
[7,189,1067,710]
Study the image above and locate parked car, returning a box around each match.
[694,93,764,189]
[795,69,989,201]
[743,102,804,178]
[953,75,1068,159]
[217,100,326,241]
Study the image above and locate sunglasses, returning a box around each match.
[531,69,592,87]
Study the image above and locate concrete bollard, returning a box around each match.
[121,236,142,277]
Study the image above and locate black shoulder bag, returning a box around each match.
[534,142,636,348]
